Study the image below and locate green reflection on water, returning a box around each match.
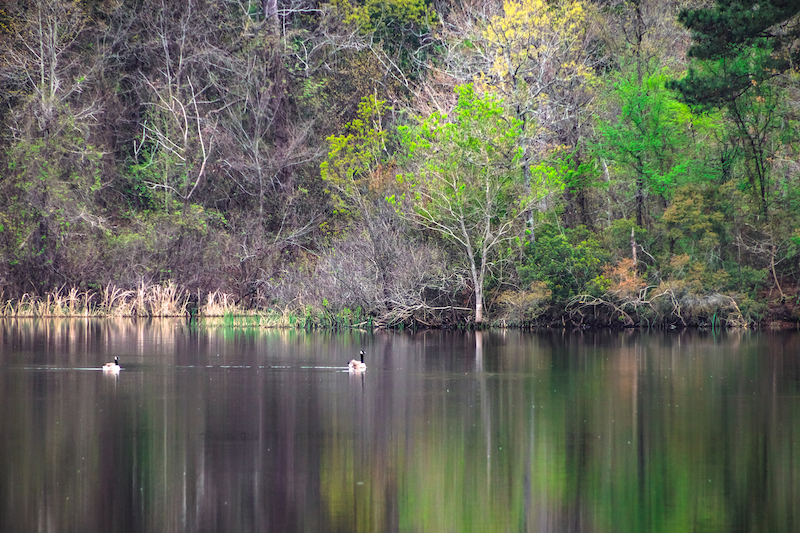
[0,321,798,532]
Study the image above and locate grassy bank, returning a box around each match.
[0,283,378,330]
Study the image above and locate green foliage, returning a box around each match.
[553,148,598,195]
[605,219,648,262]
[661,253,766,299]
[397,84,531,245]
[0,103,104,292]
[125,147,163,212]
[331,0,439,74]
[321,95,391,217]
[597,67,699,199]
[660,185,726,265]
[684,67,789,220]
[671,0,800,108]
[669,1,800,221]
[722,263,767,297]
[127,105,199,214]
[331,0,439,46]
[334,0,437,37]
[0,0,798,325]
[529,154,575,198]
[246,1,261,21]
[518,224,608,301]
[397,84,540,322]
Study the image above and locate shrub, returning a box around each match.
[519,225,609,302]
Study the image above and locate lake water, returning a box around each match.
[0,319,798,533]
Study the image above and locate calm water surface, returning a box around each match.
[0,319,798,532]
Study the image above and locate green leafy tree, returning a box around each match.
[395,84,559,324]
[670,0,800,221]
[597,67,698,227]
[671,0,800,107]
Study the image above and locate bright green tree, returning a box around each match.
[597,67,699,228]
[395,84,559,324]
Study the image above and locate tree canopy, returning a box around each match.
[2,0,800,328]
[671,0,800,107]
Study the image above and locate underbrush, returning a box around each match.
[0,269,790,330]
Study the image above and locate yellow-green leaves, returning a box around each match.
[473,0,597,201]
[321,95,390,216]
[482,0,593,95]
[331,0,438,36]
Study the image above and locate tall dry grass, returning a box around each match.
[0,282,199,317]
[145,281,187,316]
[101,284,136,316]
[0,284,366,329]
[0,286,98,317]
[201,290,241,316]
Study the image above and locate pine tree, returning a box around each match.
[670,0,800,107]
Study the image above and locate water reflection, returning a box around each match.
[0,320,798,532]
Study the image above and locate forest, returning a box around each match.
[1,0,799,328]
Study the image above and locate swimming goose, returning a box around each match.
[103,356,121,373]
[348,350,367,372]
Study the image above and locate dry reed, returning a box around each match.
[101,284,136,316]
[0,285,347,328]
[200,290,240,316]
[148,281,188,316]
[0,282,193,317]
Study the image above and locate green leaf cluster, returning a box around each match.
[597,67,700,198]
[518,224,608,301]
[321,95,390,217]
[333,0,437,35]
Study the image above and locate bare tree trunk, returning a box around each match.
[770,239,785,300]
[475,285,484,325]
[263,0,278,34]
[523,159,535,244]
[463,219,484,325]
[636,171,645,228]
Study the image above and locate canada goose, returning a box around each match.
[103,356,121,373]
[348,350,367,372]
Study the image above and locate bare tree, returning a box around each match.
[0,0,101,127]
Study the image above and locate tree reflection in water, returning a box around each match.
[0,319,798,532]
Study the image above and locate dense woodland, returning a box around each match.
[1,0,799,327]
